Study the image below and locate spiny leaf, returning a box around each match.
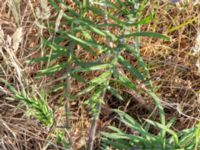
[146,119,179,145]
[69,63,111,74]
[107,86,123,101]
[113,70,136,91]
[118,55,145,81]
[124,32,170,41]
[37,62,68,76]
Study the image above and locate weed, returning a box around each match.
[0,0,200,149]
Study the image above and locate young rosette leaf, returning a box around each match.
[102,109,200,149]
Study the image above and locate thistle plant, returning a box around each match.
[30,0,172,149]
[1,0,200,149]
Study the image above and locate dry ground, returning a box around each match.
[0,0,200,149]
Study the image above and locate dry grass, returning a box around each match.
[0,0,55,149]
[0,0,200,149]
[143,0,200,129]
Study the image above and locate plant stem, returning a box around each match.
[63,42,75,150]
[88,3,110,149]
[88,91,105,150]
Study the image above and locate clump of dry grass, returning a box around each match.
[0,0,56,149]
[140,0,200,129]
[0,103,49,150]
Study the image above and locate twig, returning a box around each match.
[123,89,154,112]
[64,72,71,129]
[87,100,102,150]
[63,42,75,150]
